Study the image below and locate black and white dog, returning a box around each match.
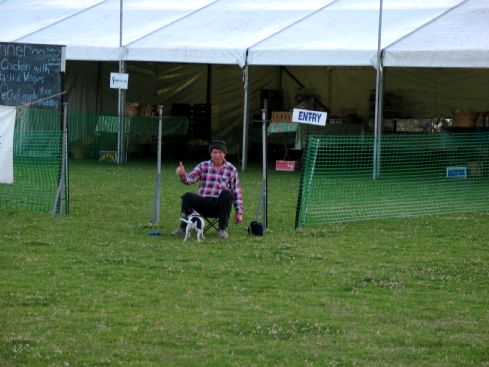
[180,210,205,242]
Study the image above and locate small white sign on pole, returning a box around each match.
[0,105,16,184]
[110,72,129,89]
[292,108,327,126]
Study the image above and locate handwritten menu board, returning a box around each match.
[0,42,64,110]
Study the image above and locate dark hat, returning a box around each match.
[209,139,227,154]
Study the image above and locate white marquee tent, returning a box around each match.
[383,0,489,68]
[4,0,483,68]
[2,0,489,165]
[126,0,339,66]
[247,0,464,67]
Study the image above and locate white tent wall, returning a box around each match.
[247,65,489,132]
[279,67,376,117]
[64,61,283,137]
[63,61,101,147]
[211,65,280,136]
[63,61,259,148]
[64,60,489,156]
[65,61,99,114]
[102,62,210,115]
[208,65,243,139]
[63,60,212,157]
[65,61,210,115]
[329,68,376,117]
[63,61,379,154]
[384,68,489,118]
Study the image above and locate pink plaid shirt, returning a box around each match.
[181,159,244,214]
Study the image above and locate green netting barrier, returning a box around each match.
[0,107,66,212]
[295,132,489,227]
[68,112,99,159]
[67,113,188,161]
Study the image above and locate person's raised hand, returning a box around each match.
[176,161,186,177]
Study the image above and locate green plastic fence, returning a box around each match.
[67,113,188,160]
[296,132,489,227]
[0,107,65,212]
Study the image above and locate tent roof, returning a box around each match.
[15,0,220,61]
[2,0,105,42]
[247,0,465,67]
[1,0,487,68]
[383,0,489,68]
[126,0,336,66]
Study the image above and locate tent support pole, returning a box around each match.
[117,60,127,165]
[116,0,127,165]
[261,103,268,228]
[51,102,69,219]
[373,59,384,180]
[373,0,384,180]
[241,64,250,171]
[151,105,164,225]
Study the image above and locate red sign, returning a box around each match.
[275,160,296,171]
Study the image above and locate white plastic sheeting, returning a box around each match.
[248,0,464,66]
[2,0,486,68]
[127,0,336,66]
[1,0,105,42]
[383,0,489,68]
[16,0,219,61]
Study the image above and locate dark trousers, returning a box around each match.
[180,190,233,230]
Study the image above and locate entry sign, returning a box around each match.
[110,72,129,89]
[292,108,327,126]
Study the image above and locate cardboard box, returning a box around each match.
[99,150,116,163]
[276,160,296,171]
[271,111,292,122]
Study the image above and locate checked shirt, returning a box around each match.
[180,159,244,214]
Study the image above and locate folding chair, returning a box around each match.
[203,216,219,234]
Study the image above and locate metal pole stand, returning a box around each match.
[51,102,69,219]
[261,102,269,228]
[150,105,164,231]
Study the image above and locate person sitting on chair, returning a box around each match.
[172,139,244,239]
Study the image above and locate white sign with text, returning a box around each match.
[110,72,129,89]
[292,108,327,126]
[0,105,16,184]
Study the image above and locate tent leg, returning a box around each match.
[373,0,384,180]
[117,60,127,165]
[241,65,249,171]
[51,102,69,219]
[151,105,164,225]
[261,103,268,228]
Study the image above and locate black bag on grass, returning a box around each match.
[248,221,264,236]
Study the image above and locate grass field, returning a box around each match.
[1,160,489,366]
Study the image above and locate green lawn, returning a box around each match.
[1,160,488,366]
